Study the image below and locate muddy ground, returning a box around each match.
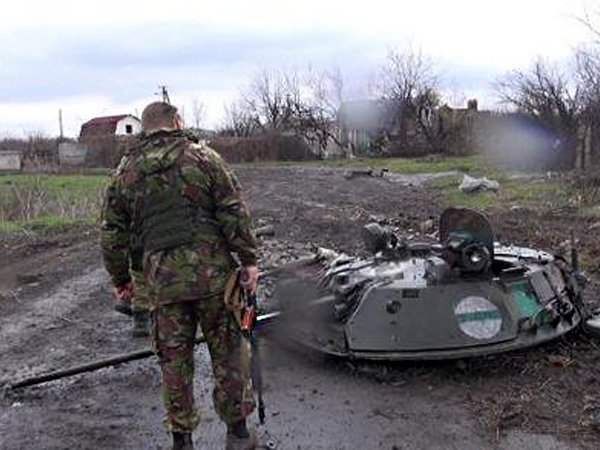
[1,166,599,450]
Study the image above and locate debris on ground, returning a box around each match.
[459,174,500,193]
[1,166,600,450]
[546,355,574,368]
[344,168,388,179]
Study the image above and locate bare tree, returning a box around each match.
[376,47,438,108]
[496,60,580,128]
[576,47,600,117]
[575,47,600,168]
[243,69,300,131]
[576,4,600,42]
[413,87,443,149]
[575,3,600,124]
[495,59,582,168]
[191,99,205,130]
[220,69,300,135]
[219,101,261,137]
[223,67,349,156]
[292,67,346,156]
[375,46,455,153]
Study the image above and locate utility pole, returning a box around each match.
[157,85,171,104]
[58,108,64,140]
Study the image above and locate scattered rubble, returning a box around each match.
[1,166,599,449]
[343,167,388,179]
[459,174,500,193]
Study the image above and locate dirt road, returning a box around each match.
[1,166,599,449]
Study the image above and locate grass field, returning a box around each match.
[0,174,108,232]
[241,155,487,174]
[254,155,587,214]
[426,173,571,210]
[0,174,108,195]
[1,155,595,233]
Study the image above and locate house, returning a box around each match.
[0,150,22,171]
[338,98,485,157]
[337,97,591,168]
[79,114,141,141]
[338,99,399,156]
[436,99,479,154]
[78,114,141,168]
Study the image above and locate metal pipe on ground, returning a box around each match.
[7,254,314,390]
[8,312,280,390]
[254,225,275,238]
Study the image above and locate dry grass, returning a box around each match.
[0,174,107,232]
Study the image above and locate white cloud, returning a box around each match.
[0,0,597,135]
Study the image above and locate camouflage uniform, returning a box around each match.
[100,129,257,433]
[130,239,150,315]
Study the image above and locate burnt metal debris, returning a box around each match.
[274,207,595,360]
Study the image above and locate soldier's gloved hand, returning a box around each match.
[241,265,259,295]
[114,282,134,302]
[113,282,134,316]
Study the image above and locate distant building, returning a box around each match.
[58,142,87,166]
[437,99,479,155]
[338,98,483,157]
[79,114,141,141]
[77,114,141,168]
[338,99,399,156]
[0,150,22,172]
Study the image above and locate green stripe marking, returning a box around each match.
[457,310,502,323]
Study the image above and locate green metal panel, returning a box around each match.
[511,281,542,318]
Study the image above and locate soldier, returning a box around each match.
[111,191,151,337]
[130,240,151,337]
[100,101,260,450]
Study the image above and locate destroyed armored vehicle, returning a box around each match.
[275,208,592,360]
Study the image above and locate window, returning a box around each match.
[125,124,133,134]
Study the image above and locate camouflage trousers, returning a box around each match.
[131,270,150,313]
[152,295,256,433]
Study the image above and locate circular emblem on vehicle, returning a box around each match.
[454,296,502,339]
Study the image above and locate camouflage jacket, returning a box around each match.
[100,130,257,305]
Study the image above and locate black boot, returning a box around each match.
[114,298,132,316]
[132,311,150,337]
[172,432,194,450]
[227,420,250,439]
[226,420,256,450]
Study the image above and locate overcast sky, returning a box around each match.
[0,0,597,137]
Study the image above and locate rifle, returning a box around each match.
[240,276,266,425]
[8,255,313,392]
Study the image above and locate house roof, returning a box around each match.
[79,114,139,138]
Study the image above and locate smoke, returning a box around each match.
[477,113,561,170]
[258,266,337,353]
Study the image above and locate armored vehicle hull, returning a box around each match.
[275,208,587,361]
